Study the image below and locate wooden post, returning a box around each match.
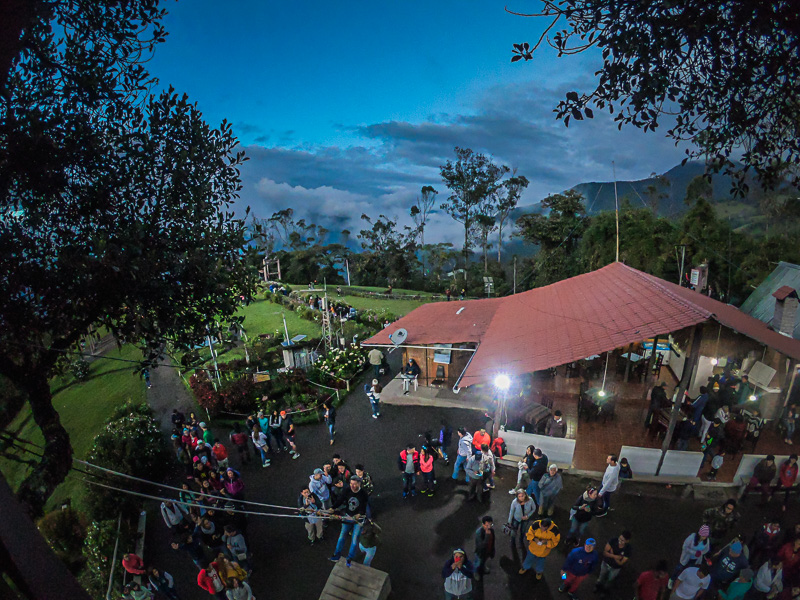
[623,343,633,382]
[656,324,704,475]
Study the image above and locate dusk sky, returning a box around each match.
[150,0,688,243]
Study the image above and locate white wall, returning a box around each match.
[500,429,576,466]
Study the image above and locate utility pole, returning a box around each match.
[613,161,620,262]
[513,256,517,294]
[345,259,351,286]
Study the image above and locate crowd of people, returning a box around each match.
[113,380,800,600]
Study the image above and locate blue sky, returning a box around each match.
[150,0,687,243]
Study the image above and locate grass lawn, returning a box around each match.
[238,298,322,339]
[338,293,429,316]
[0,345,147,512]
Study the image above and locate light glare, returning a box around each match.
[494,374,511,391]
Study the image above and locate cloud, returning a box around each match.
[234,78,688,240]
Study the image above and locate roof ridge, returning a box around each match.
[614,263,712,319]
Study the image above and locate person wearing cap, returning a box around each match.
[538,464,563,516]
[750,557,782,599]
[595,531,632,595]
[442,549,474,599]
[669,526,711,588]
[710,541,749,590]
[452,428,474,482]
[671,564,711,600]
[268,409,288,452]
[198,421,212,445]
[560,538,599,599]
[328,476,369,566]
[546,410,567,438]
[636,560,669,600]
[518,517,561,579]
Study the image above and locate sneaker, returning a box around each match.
[595,511,608,518]
[568,593,578,600]
[376,412,380,416]
[403,492,408,499]
[292,453,300,460]
[329,554,341,562]
[309,538,315,545]
[330,440,334,445]
[667,579,674,590]
[411,490,417,496]
[558,586,565,593]
[536,572,542,580]
[487,483,496,489]
[509,489,518,495]
[262,462,270,468]
[372,414,378,419]
[518,568,528,575]
[346,559,352,567]
[485,566,490,574]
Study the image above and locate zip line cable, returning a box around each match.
[1,433,354,522]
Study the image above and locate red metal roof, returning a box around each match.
[773,285,798,301]
[363,262,800,386]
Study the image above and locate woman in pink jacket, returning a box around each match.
[420,446,436,496]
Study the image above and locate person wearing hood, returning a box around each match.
[452,428,474,482]
[221,469,245,500]
[309,467,333,509]
[442,549,474,599]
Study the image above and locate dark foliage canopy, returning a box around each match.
[511,0,800,192]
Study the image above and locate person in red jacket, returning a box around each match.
[121,552,145,575]
[473,427,492,452]
[197,562,226,598]
[398,443,420,498]
[774,454,798,511]
[490,436,505,458]
[211,438,229,470]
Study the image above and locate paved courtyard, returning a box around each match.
[142,364,800,600]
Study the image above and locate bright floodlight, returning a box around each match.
[598,390,607,398]
[748,394,758,402]
[494,374,511,391]
[710,358,719,366]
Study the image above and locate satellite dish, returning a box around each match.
[291,334,307,343]
[389,328,408,346]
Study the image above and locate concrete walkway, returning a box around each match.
[146,357,197,434]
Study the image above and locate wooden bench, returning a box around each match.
[320,558,391,600]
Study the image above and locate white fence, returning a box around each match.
[500,428,576,466]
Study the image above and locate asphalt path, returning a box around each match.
[141,360,799,600]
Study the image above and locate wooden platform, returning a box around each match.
[319,558,391,600]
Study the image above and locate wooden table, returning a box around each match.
[320,558,391,600]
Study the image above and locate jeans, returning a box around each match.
[423,471,435,491]
[256,446,269,465]
[334,521,362,559]
[568,518,589,541]
[263,429,276,452]
[270,427,286,450]
[403,473,416,494]
[596,561,621,589]
[370,400,380,417]
[474,555,491,575]
[522,551,546,573]
[785,419,796,440]
[526,479,541,505]
[328,422,336,441]
[373,364,381,378]
[599,490,613,511]
[452,454,469,481]
[359,542,377,566]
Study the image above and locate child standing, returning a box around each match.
[708,453,724,481]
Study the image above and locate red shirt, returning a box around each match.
[212,443,228,460]
[121,553,145,575]
[636,570,668,600]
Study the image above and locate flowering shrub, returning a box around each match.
[316,345,367,380]
[189,371,261,415]
[70,358,91,381]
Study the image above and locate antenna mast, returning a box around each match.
[612,161,620,262]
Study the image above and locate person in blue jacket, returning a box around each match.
[560,538,599,599]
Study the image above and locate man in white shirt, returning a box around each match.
[671,565,710,600]
[597,454,620,517]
